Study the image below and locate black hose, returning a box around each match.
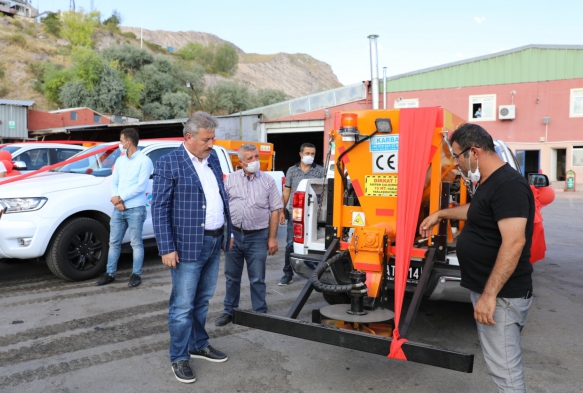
[310,250,365,294]
[335,130,380,192]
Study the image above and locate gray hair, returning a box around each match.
[183,111,219,138]
[237,143,258,160]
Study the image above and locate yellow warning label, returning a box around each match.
[352,212,365,226]
[364,175,398,197]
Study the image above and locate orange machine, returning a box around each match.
[233,107,475,373]
[213,140,276,171]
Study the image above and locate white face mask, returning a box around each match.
[462,155,481,196]
[301,155,314,165]
[119,141,128,154]
[244,160,260,173]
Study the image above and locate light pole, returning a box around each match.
[186,82,204,115]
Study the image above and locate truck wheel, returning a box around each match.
[46,217,109,281]
[323,292,351,305]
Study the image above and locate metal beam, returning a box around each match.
[233,310,473,373]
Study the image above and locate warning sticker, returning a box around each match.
[352,212,365,226]
[364,175,398,197]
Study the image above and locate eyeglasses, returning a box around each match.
[452,147,473,160]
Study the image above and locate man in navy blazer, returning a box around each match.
[152,111,233,384]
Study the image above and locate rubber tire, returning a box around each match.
[46,217,109,281]
[322,292,351,305]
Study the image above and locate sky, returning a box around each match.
[40,0,582,86]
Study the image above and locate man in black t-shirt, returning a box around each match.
[420,123,534,392]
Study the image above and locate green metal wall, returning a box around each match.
[383,47,583,93]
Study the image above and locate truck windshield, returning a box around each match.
[54,144,143,177]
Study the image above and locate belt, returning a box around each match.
[232,226,266,235]
[203,226,224,237]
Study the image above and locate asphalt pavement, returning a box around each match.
[0,193,582,393]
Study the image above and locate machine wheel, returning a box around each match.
[323,292,351,305]
[46,217,109,281]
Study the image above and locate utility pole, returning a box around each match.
[70,0,75,11]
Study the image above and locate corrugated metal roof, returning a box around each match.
[382,45,583,93]
[0,99,35,107]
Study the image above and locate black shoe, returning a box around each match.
[278,275,293,286]
[96,273,115,286]
[189,345,228,362]
[128,274,141,287]
[171,360,195,383]
[215,313,232,327]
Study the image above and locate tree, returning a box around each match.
[212,43,238,76]
[176,41,238,75]
[41,12,62,37]
[253,89,288,107]
[41,47,143,113]
[142,102,170,120]
[60,9,100,47]
[103,9,123,26]
[101,44,154,72]
[162,92,189,119]
[203,81,252,115]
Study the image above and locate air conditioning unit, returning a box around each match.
[499,105,516,120]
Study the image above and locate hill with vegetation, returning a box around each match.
[0,10,342,120]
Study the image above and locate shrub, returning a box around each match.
[122,31,136,39]
[0,66,4,80]
[6,34,27,47]
[11,19,23,29]
[144,41,166,54]
[102,44,154,72]
[0,85,8,97]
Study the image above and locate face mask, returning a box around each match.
[119,142,128,154]
[465,155,481,196]
[244,160,260,173]
[301,155,314,165]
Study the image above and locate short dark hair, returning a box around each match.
[300,143,316,153]
[121,128,139,146]
[450,123,495,155]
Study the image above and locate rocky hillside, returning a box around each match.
[120,27,342,98]
[0,17,341,111]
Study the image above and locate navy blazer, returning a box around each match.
[151,144,232,261]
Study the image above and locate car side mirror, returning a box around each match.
[12,160,27,170]
[528,173,549,188]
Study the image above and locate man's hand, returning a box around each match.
[474,294,497,325]
[229,236,234,250]
[110,196,121,205]
[161,251,179,268]
[115,202,126,211]
[279,210,286,225]
[419,211,440,238]
[268,238,278,256]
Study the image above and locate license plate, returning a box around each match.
[387,265,422,284]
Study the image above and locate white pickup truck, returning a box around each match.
[289,140,531,304]
[0,141,284,281]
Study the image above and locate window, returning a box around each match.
[394,98,419,108]
[570,89,583,117]
[94,114,101,123]
[70,111,77,120]
[572,146,583,167]
[469,94,496,121]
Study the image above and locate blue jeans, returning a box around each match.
[168,234,222,363]
[471,291,532,393]
[223,228,269,315]
[283,218,294,277]
[106,206,146,276]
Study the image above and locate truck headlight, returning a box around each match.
[0,198,48,213]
